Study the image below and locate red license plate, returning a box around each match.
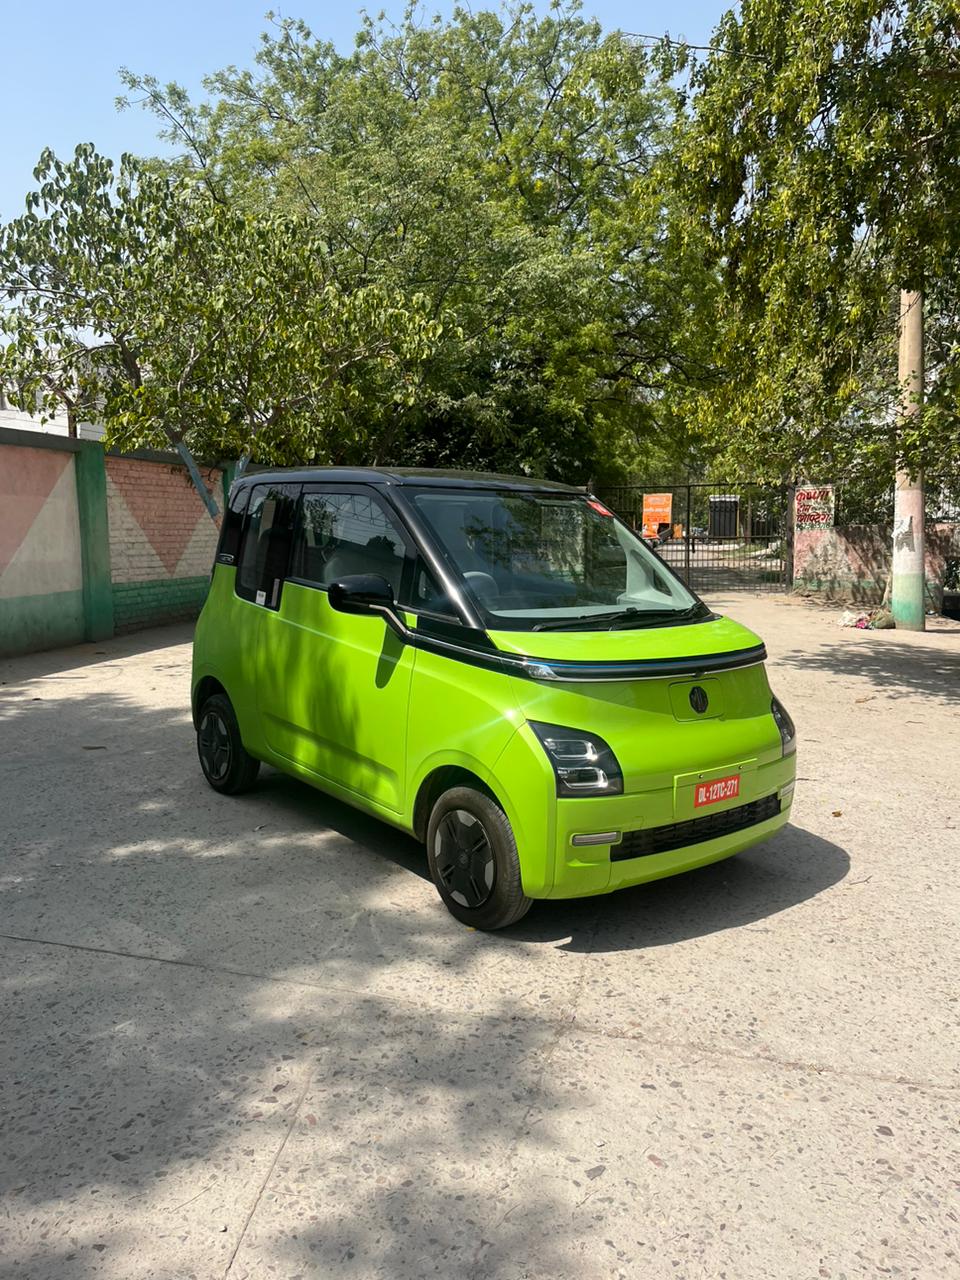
[694,774,740,808]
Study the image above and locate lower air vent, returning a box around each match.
[612,794,781,862]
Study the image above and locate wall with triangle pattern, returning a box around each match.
[0,428,228,656]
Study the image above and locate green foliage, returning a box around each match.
[0,145,442,473]
[656,0,960,486]
[113,2,717,480]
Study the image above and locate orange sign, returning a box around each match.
[641,492,673,538]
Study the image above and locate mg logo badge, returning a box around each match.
[689,685,709,714]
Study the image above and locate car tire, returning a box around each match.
[196,692,260,795]
[426,785,533,930]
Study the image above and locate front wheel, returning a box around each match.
[197,693,260,795]
[426,786,532,930]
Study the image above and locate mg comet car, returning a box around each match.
[192,468,796,929]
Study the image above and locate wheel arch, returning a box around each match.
[192,674,229,729]
[412,765,498,842]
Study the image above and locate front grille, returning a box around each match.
[611,793,781,862]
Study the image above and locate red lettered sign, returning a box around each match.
[795,485,835,529]
[694,774,741,808]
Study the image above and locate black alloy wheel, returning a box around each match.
[433,808,496,910]
[196,692,260,795]
[198,706,231,783]
[426,785,532,930]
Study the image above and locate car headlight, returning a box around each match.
[529,721,624,797]
[771,696,796,757]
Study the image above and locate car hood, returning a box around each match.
[486,614,763,665]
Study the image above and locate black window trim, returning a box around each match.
[215,481,250,566]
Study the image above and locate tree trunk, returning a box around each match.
[175,441,221,524]
[890,290,925,631]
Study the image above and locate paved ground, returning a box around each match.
[2,595,959,1280]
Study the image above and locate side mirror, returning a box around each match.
[327,574,410,642]
[328,573,396,614]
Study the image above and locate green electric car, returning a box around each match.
[192,468,796,929]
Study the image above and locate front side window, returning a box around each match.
[410,488,706,631]
[290,490,408,599]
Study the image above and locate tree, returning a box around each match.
[657,0,960,625]
[0,146,442,516]
[117,2,719,483]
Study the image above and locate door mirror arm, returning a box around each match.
[372,604,413,642]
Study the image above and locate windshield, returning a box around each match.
[410,488,704,631]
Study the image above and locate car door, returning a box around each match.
[256,484,417,814]
[230,481,301,756]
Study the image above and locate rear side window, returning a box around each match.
[236,483,299,608]
[290,490,408,598]
[216,483,250,565]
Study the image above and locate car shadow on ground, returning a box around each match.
[508,825,848,951]
[778,638,960,703]
[255,769,433,881]
[256,773,849,954]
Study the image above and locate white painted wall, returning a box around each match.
[0,402,104,441]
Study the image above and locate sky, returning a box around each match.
[1,1,727,223]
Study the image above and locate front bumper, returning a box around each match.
[542,755,796,899]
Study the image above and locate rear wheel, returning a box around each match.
[196,693,260,795]
[426,786,532,930]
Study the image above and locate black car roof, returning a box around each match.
[233,465,584,494]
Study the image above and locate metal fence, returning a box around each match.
[597,482,789,594]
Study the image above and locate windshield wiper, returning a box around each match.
[532,608,645,632]
[607,604,705,629]
[532,613,616,632]
[531,604,707,633]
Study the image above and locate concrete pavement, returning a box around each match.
[1,596,958,1278]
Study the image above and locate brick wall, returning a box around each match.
[105,456,223,632]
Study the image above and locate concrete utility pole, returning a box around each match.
[891,289,925,631]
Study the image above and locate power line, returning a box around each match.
[619,31,769,62]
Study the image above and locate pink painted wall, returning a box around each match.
[0,444,82,599]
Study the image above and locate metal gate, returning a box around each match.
[597,482,788,594]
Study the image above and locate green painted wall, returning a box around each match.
[0,589,86,658]
[112,576,210,633]
[75,443,114,641]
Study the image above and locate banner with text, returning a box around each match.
[795,485,835,530]
[642,492,673,538]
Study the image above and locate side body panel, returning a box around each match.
[192,565,268,757]
[257,582,415,813]
[402,641,544,865]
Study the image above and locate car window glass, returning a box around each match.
[411,489,694,626]
[291,490,406,598]
[408,557,458,618]
[236,484,297,607]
